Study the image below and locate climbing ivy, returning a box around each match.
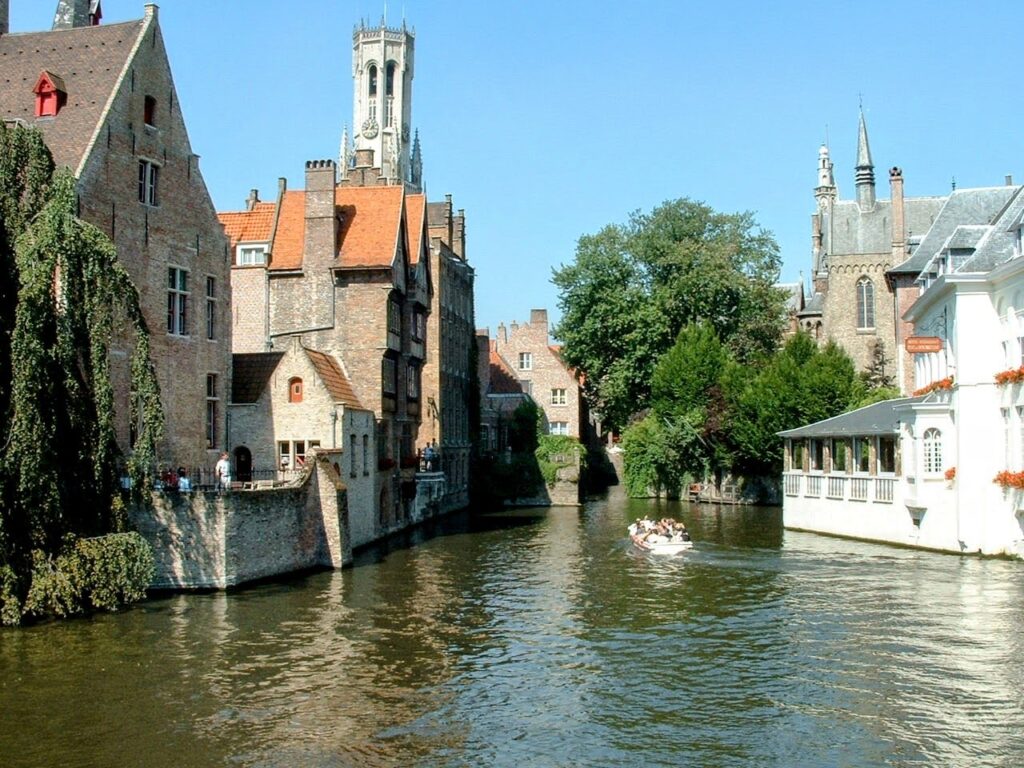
[0,123,162,624]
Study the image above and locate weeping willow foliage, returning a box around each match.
[0,123,162,623]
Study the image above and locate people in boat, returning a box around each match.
[630,516,690,544]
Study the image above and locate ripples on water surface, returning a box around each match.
[3,489,1024,767]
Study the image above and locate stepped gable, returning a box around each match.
[303,348,362,408]
[0,19,145,172]
[232,353,285,403]
[219,202,276,248]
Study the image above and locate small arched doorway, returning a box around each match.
[234,446,252,482]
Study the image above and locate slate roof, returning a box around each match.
[890,186,1019,275]
[778,397,924,438]
[218,202,276,248]
[797,292,824,316]
[958,187,1024,273]
[829,196,945,257]
[776,282,804,314]
[232,353,284,404]
[304,348,362,408]
[0,19,146,173]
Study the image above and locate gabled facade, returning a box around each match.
[0,2,232,469]
[228,336,378,548]
[492,309,595,442]
[220,151,429,530]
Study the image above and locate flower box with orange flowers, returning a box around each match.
[944,467,956,481]
[994,366,1024,386]
[912,377,954,397]
[993,470,1024,489]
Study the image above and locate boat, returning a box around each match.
[628,517,693,555]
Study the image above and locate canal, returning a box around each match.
[3,488,1024,767]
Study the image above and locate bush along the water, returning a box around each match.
[536,435,584,487]
[14,532,154,623]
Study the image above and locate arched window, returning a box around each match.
[923,428,942,474]
[288,377,303,403]
[368,65,378,97]
[857,276,875,329]
[385,62,396,96]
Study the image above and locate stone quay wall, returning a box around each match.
[131,455,350,589]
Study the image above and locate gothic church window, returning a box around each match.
[856,276,875,329]
[368,65,378,96]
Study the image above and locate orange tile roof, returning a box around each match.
[218,202,276,248]
[405,193,426,265]
[489,348,524,395]
[337,185,404,269]
[304,349,363,408]
[266,186,404,271]
[268,190,306,270]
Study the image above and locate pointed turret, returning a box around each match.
[855,109,876,210]
[338,124,352,181]
[410,129,423,191]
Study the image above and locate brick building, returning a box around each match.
[220,151,430,530]
[492,309,595,442]
[420,196,475,509]
[0,1,232,469]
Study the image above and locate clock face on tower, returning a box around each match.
[361,118,379,139]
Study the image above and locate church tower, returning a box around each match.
[348,19,421,190]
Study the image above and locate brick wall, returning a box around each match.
[76,16,231,470]
[822,255,895,373]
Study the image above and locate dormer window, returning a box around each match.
[144,95,156,127]
[33,71,67,118]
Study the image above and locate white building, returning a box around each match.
[782,182,1024,558]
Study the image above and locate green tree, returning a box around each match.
[0,124,162,623]
[727,333,861,478]
[552,199,786,431]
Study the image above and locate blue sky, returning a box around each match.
[12,1,1024,337]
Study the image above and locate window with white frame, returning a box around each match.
[237,244,267,266]
[167,267,188,335]
[550,422,569,436]
[518,352,532,370]
[138,159,159,205]
[551,388,567,406]
[1004,408,1013,467]
[878,437,896,474]
[831,438,848,472]
[923,428,942,474]
[854,437,870,473]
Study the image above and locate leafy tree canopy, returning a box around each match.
[552,199,786,430]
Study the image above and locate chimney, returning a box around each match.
[344,148,382,187]
[529,309,548,330]
[444,193,453,246]
[0,0,8,35]
[497,323,507,344]
[889,167,905,261]
[246,189,260,211]
[53,0,100,29]
[1006,175,1014,186]
[303,160,338,268]
[452,208,466,259]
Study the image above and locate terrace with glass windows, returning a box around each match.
[779,397,931,543]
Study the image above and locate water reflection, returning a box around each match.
[2,492,1024,767]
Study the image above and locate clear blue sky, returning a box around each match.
[12,1,1024,337]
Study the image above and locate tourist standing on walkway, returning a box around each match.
[215,452,232,491]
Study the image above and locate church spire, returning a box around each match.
[855,108,876,210]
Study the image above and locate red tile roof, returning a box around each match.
[405,193,426,265]
[0,20,146,173]
[259,185,404,271]
[489,347,524,395]
[218,202,276,248]
[304,349,362,408]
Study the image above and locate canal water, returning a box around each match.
[3,488,1024,767]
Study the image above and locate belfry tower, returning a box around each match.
[343,19,421,190]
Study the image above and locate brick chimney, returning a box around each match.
[452,208,466,259]
[303,160,338,268]
[889,167,905,262]
[342,148,384,187]
[245,188,260,211]
[530,309,548,331]
[0,0,8,35]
